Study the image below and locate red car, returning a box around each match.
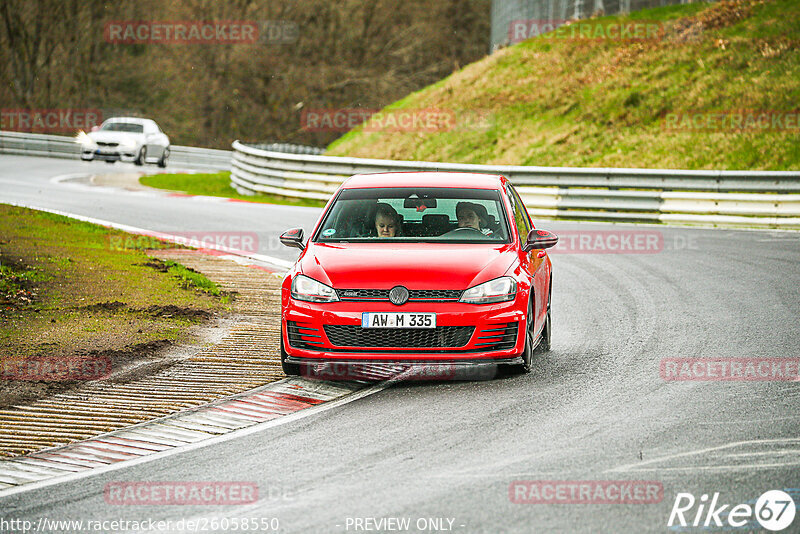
[279,172,557,376]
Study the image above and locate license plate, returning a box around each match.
[362,312,435,329]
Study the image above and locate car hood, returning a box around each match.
[299,242,517,290]
[87,131,143,144]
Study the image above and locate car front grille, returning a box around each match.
[474,322,518,351]
[336,288,462,302]
[287,321,324,349]
[323,325,474,348]
[96,141,119,147]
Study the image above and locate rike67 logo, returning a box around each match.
[668,490,796,531]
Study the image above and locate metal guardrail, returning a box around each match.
[169,145,231,170]
[231,140,800,228]
[0,130,230,171]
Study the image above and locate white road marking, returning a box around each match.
[608,438,800,473]
[724,450,800,457]
[610,461,800,472]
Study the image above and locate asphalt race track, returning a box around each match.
[0,155,321,263]
[2,154,800,533]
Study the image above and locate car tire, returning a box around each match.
[280,329,301,376]
[134,146,146,166]
[535,280,552,354]
[157,147,169,168]
[507,299,534,374]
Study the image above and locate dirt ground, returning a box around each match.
[0,204,232,408]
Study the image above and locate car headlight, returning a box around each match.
[459,277,517,304]
[76,131,95,148]
[291,274,339,303]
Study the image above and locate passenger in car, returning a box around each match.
[374,203,402,237]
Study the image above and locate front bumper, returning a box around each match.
[282,297,526,363]
[81,148,137,162]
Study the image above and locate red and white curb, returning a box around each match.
[0,377,386,496]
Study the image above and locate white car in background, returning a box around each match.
[80,117,170,167]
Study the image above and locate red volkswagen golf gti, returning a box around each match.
[279,172,557,377]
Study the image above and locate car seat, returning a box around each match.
[421,214,451,236]
[484,214,502,234]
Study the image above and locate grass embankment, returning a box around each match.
[328,0,800,170]
[140,172,326,208]
[0,204,229,407]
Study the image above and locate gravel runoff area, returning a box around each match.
[0,249,286,458]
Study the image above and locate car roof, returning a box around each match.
[341,172,507,189]
[103,117,153,125]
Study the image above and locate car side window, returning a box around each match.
[507,185,531,244]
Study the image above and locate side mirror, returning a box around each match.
[280,228,305,250]
[523,229,558,252]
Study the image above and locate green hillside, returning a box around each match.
[328,0,800,170]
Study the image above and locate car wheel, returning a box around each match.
[134,146,146,166]
[157,147,169,168]
[280,329,301,376]
[507,299,534,374]
[535,281,552,354]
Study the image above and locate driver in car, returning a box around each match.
[456,202,494,236]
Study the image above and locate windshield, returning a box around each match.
[100,122,143,133]
[314,187,510,243]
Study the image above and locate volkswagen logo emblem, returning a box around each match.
[388,286,409,306]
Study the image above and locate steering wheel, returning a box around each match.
[443,226,485,237]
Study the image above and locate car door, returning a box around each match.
[144,122,164,158]
[507,184,548,332]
